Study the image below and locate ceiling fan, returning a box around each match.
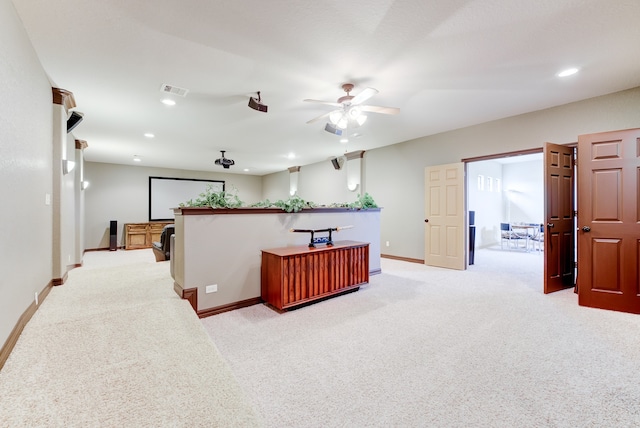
[304,83,400,130]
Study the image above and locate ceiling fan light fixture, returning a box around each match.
[329,110,343,125]
[337,117,349,129]
[356,114,367,126]
[348,106,362,120]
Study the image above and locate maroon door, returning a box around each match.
[544,143,575,293]
[577,129,640,314]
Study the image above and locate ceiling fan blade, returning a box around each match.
[350,87,378,105]
[303,99,342,107]
[361,105,400,115]
[306,111,331,124]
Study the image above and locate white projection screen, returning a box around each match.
[149,176,224,221]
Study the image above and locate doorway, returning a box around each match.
[465,150,544,273]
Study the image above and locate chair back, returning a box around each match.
[161,225,175,253]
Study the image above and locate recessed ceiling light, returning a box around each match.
[161,99,176,106]
[340,138,349,144]
[287,153,295,160]
[133,155,142,162]
[557,67,579,77]
[243,168,249,172]
[144,133,155,138]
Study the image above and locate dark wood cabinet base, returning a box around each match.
[261,240,369,311]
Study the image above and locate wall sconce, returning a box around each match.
[81,181,90,190]
[288,166,300,196]
[345,151,364,192]
[62,159,76,175]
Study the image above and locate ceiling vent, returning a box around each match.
[160,84,189,97]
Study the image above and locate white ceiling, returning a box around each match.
[12,0,640,176]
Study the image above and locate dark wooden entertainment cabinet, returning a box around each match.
[261,240,369,311]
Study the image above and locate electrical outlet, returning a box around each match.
[386,241,390,247]
[205,284,218,294]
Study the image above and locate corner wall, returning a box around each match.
[0,0,53,348]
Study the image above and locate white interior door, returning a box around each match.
[424,163,465,270]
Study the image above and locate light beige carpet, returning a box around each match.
[202,249,640,427]
[0,250,258,427]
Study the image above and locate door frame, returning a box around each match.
[462,147,544,269]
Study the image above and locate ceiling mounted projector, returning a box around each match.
[214,150,235,169]
[248,91,268,113]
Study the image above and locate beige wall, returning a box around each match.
[84,162,263,249]
[0,0,54,347]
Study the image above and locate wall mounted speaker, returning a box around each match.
[67,111,84,133]
[331,157,344,170]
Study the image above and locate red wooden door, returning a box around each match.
[577,129,640,314]
[543,143,575,293]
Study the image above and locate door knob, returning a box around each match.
[547,223,554,228]
[424,219,429,223]
[582,226,591,232]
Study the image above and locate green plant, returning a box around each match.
[273,195,316,213]
[180,184,244,209]
[353,192,378,209]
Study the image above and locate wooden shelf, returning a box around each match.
[124,222,172,250]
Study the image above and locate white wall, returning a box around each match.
[468,161,504,248]
[84,162,263,249]
[297,159,362,206]
[0,0,53,347]
[503,160,543,225]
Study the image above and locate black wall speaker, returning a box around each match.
[331,157,344,170]
[67,111,84,133]
[109,220,117,251]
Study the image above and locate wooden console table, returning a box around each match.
[261,240,369,311]
[124,222,173,250]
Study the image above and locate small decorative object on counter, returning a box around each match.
[290,225,354,248]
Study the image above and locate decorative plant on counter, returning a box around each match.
[181,186,377,213]
[350,193,378,209]
[180,184,244,209]
[328,193,379,210]
[250,195,317,213]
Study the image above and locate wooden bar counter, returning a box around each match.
[261,240,369,311]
